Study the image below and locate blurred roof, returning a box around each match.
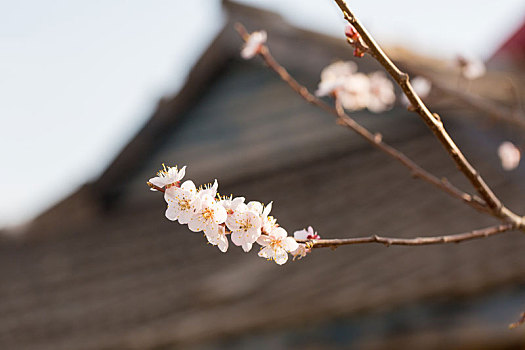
[2,1,525,349]
[491,19,525,67]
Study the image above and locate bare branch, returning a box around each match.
[147,182,165,192]
[332,0,525,229]
[400,66,525,131]
[235,23,489,214]
[509,312,525,329]
[297,223,514,248]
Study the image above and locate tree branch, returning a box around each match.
[399,65,525,132]
[332,0,525,229]
[298,223,514,248]
[235,23,489,215]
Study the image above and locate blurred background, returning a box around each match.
[1,0,525,349]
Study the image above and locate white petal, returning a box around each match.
[258,246,273,259]
[205,230,220,245]
[217,235,228,253]
[181,180,196,192]
[291,244,308,260]
[204,222,219,237]
[214,204,227,224]
[283,237,299,252]
[165,206,178,221]
[231,197,246,208]
[230,231,244,247]
[177,166,186,181]
[177,210,194,225]
[293,229,309,240]
[247,201,263,214]
[241,241,253,252]
[149,177,166,188]
[271,227,287,240]
[273,249,289,265]
[262,201,273,217]
[498,141,521,171]
[256,235,272,246]
[411,76,431,98]
[188,216,203,232]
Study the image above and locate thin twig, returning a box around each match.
[509,312,525,329]
[297,223,514,248]
[147,182,165,192]
[235,23,489,214]
[399,65,525,131]
[332,0,525,229]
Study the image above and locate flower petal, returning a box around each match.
[283,237,299,252]
[273,249,289,265]
[165,206,178,221]
[256,235,272,246]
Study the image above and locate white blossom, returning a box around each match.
[221,196,246,229]
[241,31,267,59]
[337,72,370,111]
[260,202,276,233]
[257,227,299,265]
[228,204,262,252]
[188,194,227,237]
[315,61,357,97]
[456,55,486,80]
[165,180,199,224]
[290,243,310,260]
[498,142,521,171]
[206,224,229,253]
[367,72,395,113]
[149,165,186,191]
[401,76,431,107]
[293,226,320,240]
[198,179,218,198]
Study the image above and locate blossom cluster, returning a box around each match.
[455,55,486,80]
[148,165,318,265]
[315,61,396,113]
[498,142,521,171]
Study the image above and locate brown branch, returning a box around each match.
[509,312,525,329]
[332,0,525,229]
[235,23,489,215]
[297,223,514,248]
[399,65,525,131]
[147,182,165,193]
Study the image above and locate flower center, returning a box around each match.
[269,238,282,250]
[178,198,191,211]
[202,207,214,221]
[239,219,253,232]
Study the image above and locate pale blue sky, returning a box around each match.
[1,0,524,229]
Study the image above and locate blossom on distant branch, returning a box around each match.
[367,72,396,113]
[316,61,396,112]
[456,55,486,80]
[401,76,431,107]
[148,165,310,264]
[498,142,521,171]
[241,30,267,59]
[315,61,357,97]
